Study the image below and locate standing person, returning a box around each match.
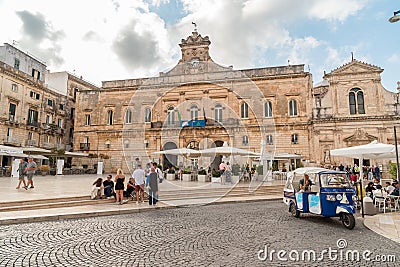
[16,158,28,189]
[374,165,381,180]
[225,162,232,183]
[152,162,163,183]
[103,175,115,199]
[132,164,145,203]
[25,156,37,189]
[114,169,125,205]
[134,158,141,170]
[147,167,159,206]
[219,161,226,185]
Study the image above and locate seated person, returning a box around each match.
[91,178,104,200]
[385,182,395,194]
[390,181,399,196]
[365,182,376,198]
[299,174,312,192]
[103,175,115,198]
[124,177,135,199]
[373,184,387,200]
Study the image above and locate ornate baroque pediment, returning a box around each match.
[343,129,377,146]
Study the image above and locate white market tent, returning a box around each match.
[200,143,258,156]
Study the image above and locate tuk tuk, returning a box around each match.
[283,167,356,229]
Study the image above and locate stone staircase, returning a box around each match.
[0,184,283,213]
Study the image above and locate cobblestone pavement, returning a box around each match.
[0,201,399,266]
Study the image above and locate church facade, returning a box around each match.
[73,31,399,173]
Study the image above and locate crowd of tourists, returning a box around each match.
[91,160,163,206]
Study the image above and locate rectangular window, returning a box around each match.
[85,114,91,126]
[59,104,64,110]
[242,135,249,146]
[28,132,33,140]
[32,68,41,80]
[57,118,63,128]
[7,128,12,137]
[47,99,53,106]
[266,135,273,145]
[70,108,75,120]
[14,58,20,70]
[291,134,298,145]
[11,84,18,92]
[9,103,16,121]
[30,91,40,100]
[45,114,51,124]
[27,109,39,126]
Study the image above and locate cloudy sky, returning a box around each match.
[0,0,399,90]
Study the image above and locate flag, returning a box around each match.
[177,110,182,121]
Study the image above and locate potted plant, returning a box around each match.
[182,167,191,181]
[231,164,240,183]
[198,168,207,182]
[167,168,175,180]
[40,165,50,176]
[49,167,57,176]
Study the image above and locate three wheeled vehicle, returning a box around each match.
[283,167,356,229]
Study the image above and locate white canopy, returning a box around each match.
[153,148,201,157]
[200,142,258,156]
[65,151,89,157]
[330,140,395,159]
[21,147,52,154]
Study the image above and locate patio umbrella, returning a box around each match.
[200,144,258,156]
[330,140,395,217]
[330,140,394,159]
[153,148,201,157]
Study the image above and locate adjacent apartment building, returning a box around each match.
[0,43,99,167]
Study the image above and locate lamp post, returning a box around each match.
[389,10,400,23]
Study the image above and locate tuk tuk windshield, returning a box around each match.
[320,173,351,188]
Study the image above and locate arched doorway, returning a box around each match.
[162,142,178,168]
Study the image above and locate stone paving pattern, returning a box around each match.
[0,201,399,266]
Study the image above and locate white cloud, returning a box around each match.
[388,53,400,63]
[0,0,370,85]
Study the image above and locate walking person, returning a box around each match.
[25,156,37,189]
[219,161,226,185]
[16,158,28,189]
[147,167,159,206]
[133,164,145,204]
[152,162,163,183]
[114,169,125,205]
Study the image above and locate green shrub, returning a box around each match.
[212,170,221,177]
[256,165,263,175]
[389,162,398,180]
[183,167,191,174]
[198,169,207,175]
[232,164,240,175]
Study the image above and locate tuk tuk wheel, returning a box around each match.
[341,213,355,230]
[289,202,300,218]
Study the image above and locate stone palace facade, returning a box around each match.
[72,31,400,173]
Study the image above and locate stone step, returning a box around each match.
[0,185,283,212]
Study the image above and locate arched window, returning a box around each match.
[264,101,273,118]
[215,104,223,123]
[190,105,198,120]
[349,88,365,114]
[145,108,151,122]
[125,109,132,124]
[289,99,298,117]
[241,102,249,119]
[107,110,113,125]
[167,107,175,126]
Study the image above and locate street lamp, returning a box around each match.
[389,10,400,23]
